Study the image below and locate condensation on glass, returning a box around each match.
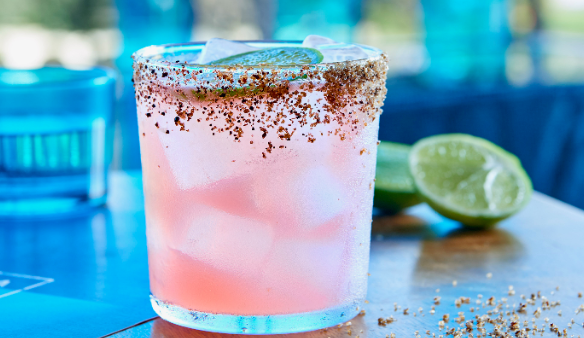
[133,41,388,334]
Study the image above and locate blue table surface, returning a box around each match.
[2,171,584,337]
[0,171,155,338]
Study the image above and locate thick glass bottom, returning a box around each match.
[0,195,106,219]
[0,173,107,219]
[0,125,109,219]
[150,294,360,334]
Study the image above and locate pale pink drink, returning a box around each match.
[133,41,388,334]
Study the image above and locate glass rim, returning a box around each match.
[132,40,386,72]
[0,66,116,91]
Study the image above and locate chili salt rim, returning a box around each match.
[132,40,389,154]
[132,40,388,95]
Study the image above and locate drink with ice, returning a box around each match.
[133,37,389,334]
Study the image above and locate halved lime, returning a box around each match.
[374,141,422,214]
[209,47,324,66]
[409,134,532,227]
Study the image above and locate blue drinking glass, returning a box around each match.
[0,67,116,218]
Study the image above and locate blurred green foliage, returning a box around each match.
[2,0,584,36]
[363,0,420,34]
[0,0,113,30]
[543,9,584,33]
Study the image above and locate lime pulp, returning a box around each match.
[209,47,324,66]
[408,134,532,227]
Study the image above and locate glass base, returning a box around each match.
[150,295,361,334]
[0,173,106,219]
[0,194,106,219]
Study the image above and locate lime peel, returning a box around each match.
[172,48,321,102]
[374,141,422,213]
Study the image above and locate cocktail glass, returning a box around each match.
[0,67,115,218]
[132,41,388,334]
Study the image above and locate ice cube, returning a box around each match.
[198,38,259,64]
[302,35,339,48]
[302,35,370,63]
[319,43,370,63]
[159,52,201,64]
[253,164,345,231]
[152,100,262,189]
[260,236,347,307]
[175,204,275,278]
